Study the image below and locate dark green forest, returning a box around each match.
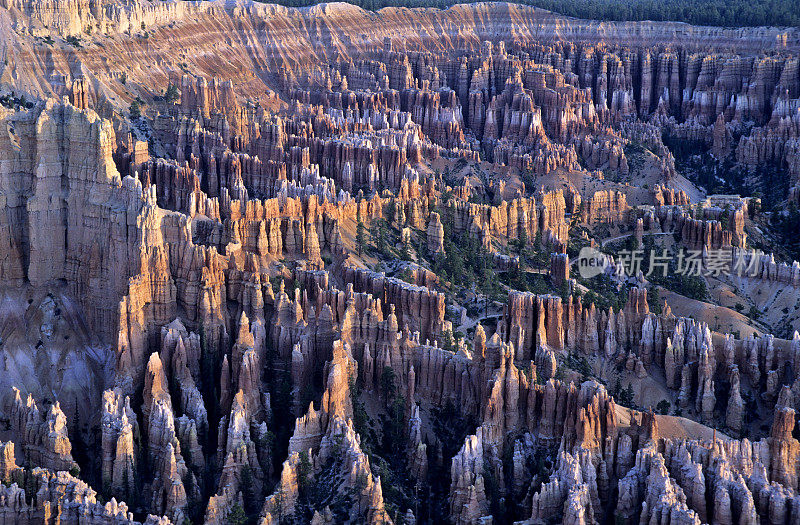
[266,0,800,28]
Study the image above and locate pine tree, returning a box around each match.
[297,451,312,492]
[356,217,367,256]
[227,503,247,525]
[164,83,180,104]
[129,100,141,119]
[372,219,387,255]
[620,384,635,408]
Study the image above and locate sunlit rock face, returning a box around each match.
[0,0,799,523]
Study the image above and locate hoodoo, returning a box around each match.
[0,0,798,523]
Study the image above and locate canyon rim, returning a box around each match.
[0,0,799,523]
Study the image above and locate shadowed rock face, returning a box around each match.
[0,0,799,524]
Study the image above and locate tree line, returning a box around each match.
[264,0,800,28]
